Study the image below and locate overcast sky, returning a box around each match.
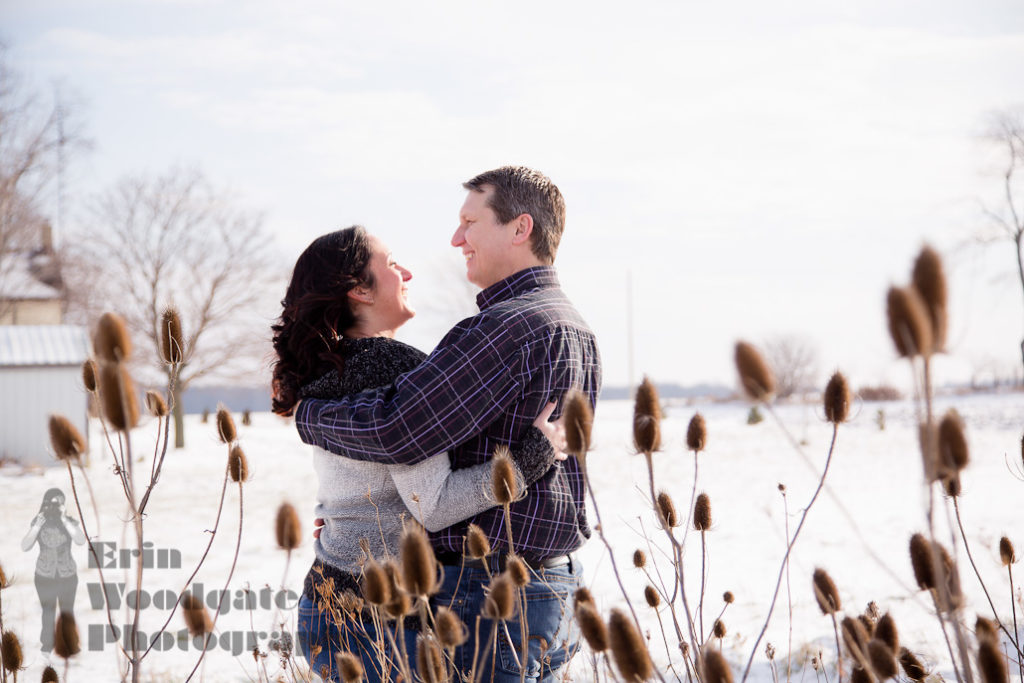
[4,0,1024,391]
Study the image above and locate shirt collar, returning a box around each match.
[476,266,560,310]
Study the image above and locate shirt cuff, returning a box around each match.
[294,398,323,446]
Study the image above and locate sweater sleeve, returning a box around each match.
[386,427,554,532]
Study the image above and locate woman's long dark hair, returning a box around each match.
[271,226,375,416]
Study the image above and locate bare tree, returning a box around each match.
[64,168,280,447]
[763,334,820,399]
[0,45,87,316]
[979,108,1024,375]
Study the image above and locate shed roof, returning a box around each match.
[0,325,90,367]
[0,251,62,300]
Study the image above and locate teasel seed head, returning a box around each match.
[576,601,608,652]
[400,524,437,596]
[938,409,969,472]
[275,502,301,551]
[482,573,516,620]
[633,376,662,453]
[687,412,707,452]
[841,616,870,661]
[886,286,933,358]
[608,607,653,681]
[49,414,86,460]
[975,616,999,643]
[0,562,7,588]
[145,390,169,417]
[42,665,60,682]
[874,613,899,652]
[765,643,775,660]
[82,359,97,392]
[228,445,249,483]
[335,651,364,683]
[574,587,595,606]
[943,474,962,498]
[694,492,712,531]
[361,560,391,605]
[911,245,948,352]
[505,554,530,587]
[999,536,1015,565]
[160,307,185,364]
[490,446,518,504]
[54,611,81,658]
[867,639,898,679]
[216,405,237,443]
[563,389,593,458]
[182,591,213,636]
[94,312,132,361]
[99,362,140,431]
[713,619,727,639]
[735,341,776,401]
[1,631,23,673]
[415,634,446,683]
[656,491,679,528]
[859,615,876,637]
[850,667,872,683]
[700,648,734,683]
[899,648,928,682]
[384,590,412,619]
[978,637,1009,683]
[633,549,647,568]
[933,542,964,612]
[812,568,841,614]
[823,372,851,424]
[909,533,935,590]
[682,641,692,658]
[724,591,735,604]
[465,523,491,559]
[644,585,660,608]
[435,606,468,648]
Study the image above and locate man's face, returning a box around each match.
[452,186,516,289]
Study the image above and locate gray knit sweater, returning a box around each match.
[300,336,554,601]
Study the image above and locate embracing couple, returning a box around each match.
[271,166,602,683]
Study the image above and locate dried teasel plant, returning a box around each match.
[94,311,133,361]
[49,415,86,460]
[874,613,899,652]
[911,244,948,352]
[938,409,969,474]
[693,492,712,531]
[54,611,81,658]
[1,631,23,674]
[42,665,60,682]
[812,568,841,614]
[909,533,936,590]
[435,606,468,648]
[216,405,237,444]
[644,585,660,608]
[633,376,662,453]
[735,341,776,400]
[182,591,212,636]
[361,560,391,606]
[415,634,447,683]
[482,572,516,621]
[977,637,1009,683]
[335,651,364,683]
[700,648,735,683]
[656,491,678,528]
[228,445,249,483]
[713,619,727,639]
[145,390,169,418]
[490,447,518,504]
[633,549,647,569]
[81,358,97,392]
[160,307,185,364]
[608,607,652,681]
[576,601,609,652]
[823,372,851,424]
[886,286,933,357]
[400,524,438,596]
[686,412,707,452]
[504,554,530,587]
[563,389,593,458]
[99,362,140,431]
[275,502,301,551]
[999,536,1016,565]
[899,647,928,682]
[466,523,491,560]
[867,639,898,679]
[841,616,870,662]
[723,591,735,604]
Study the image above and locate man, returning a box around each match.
[295,165,601,681]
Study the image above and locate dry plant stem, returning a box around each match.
[670,541,700,658]
[653,608,682,681]
[698,530,707,645]
[65,458,127,658]
[681,454,700,548]
[952,498,1023,659]
[829,612,843,683]
[500,501,529,683]
[140,466,230,658]
[138,368,179,515]
[781,489,793,683]
[763,404,923,600]
[186,481,245,682]
[1011,565,1024,681]
[740,424,840,683]
[582,468,645,637]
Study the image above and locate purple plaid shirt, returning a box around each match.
[295,266,601,562]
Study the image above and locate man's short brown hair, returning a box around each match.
[463,166,566,264]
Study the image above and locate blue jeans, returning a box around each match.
[296,595,418,683]
[432,557,583,683]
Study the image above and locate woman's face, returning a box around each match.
[361,235,414,334]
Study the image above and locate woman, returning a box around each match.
[21,487,85,653]
[272,226,561,683]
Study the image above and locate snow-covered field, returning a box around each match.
[1,392,1022,682]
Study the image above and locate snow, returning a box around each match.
[1,392,1022,682]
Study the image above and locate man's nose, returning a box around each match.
[401,266,412,281]
[451,225,465,247]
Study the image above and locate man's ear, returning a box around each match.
[510,213,534,246]
[347,286,374,305]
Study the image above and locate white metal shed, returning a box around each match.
[0,325,91,466]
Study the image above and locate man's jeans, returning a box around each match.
[433,557,583,683]
[297,595,418,683]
